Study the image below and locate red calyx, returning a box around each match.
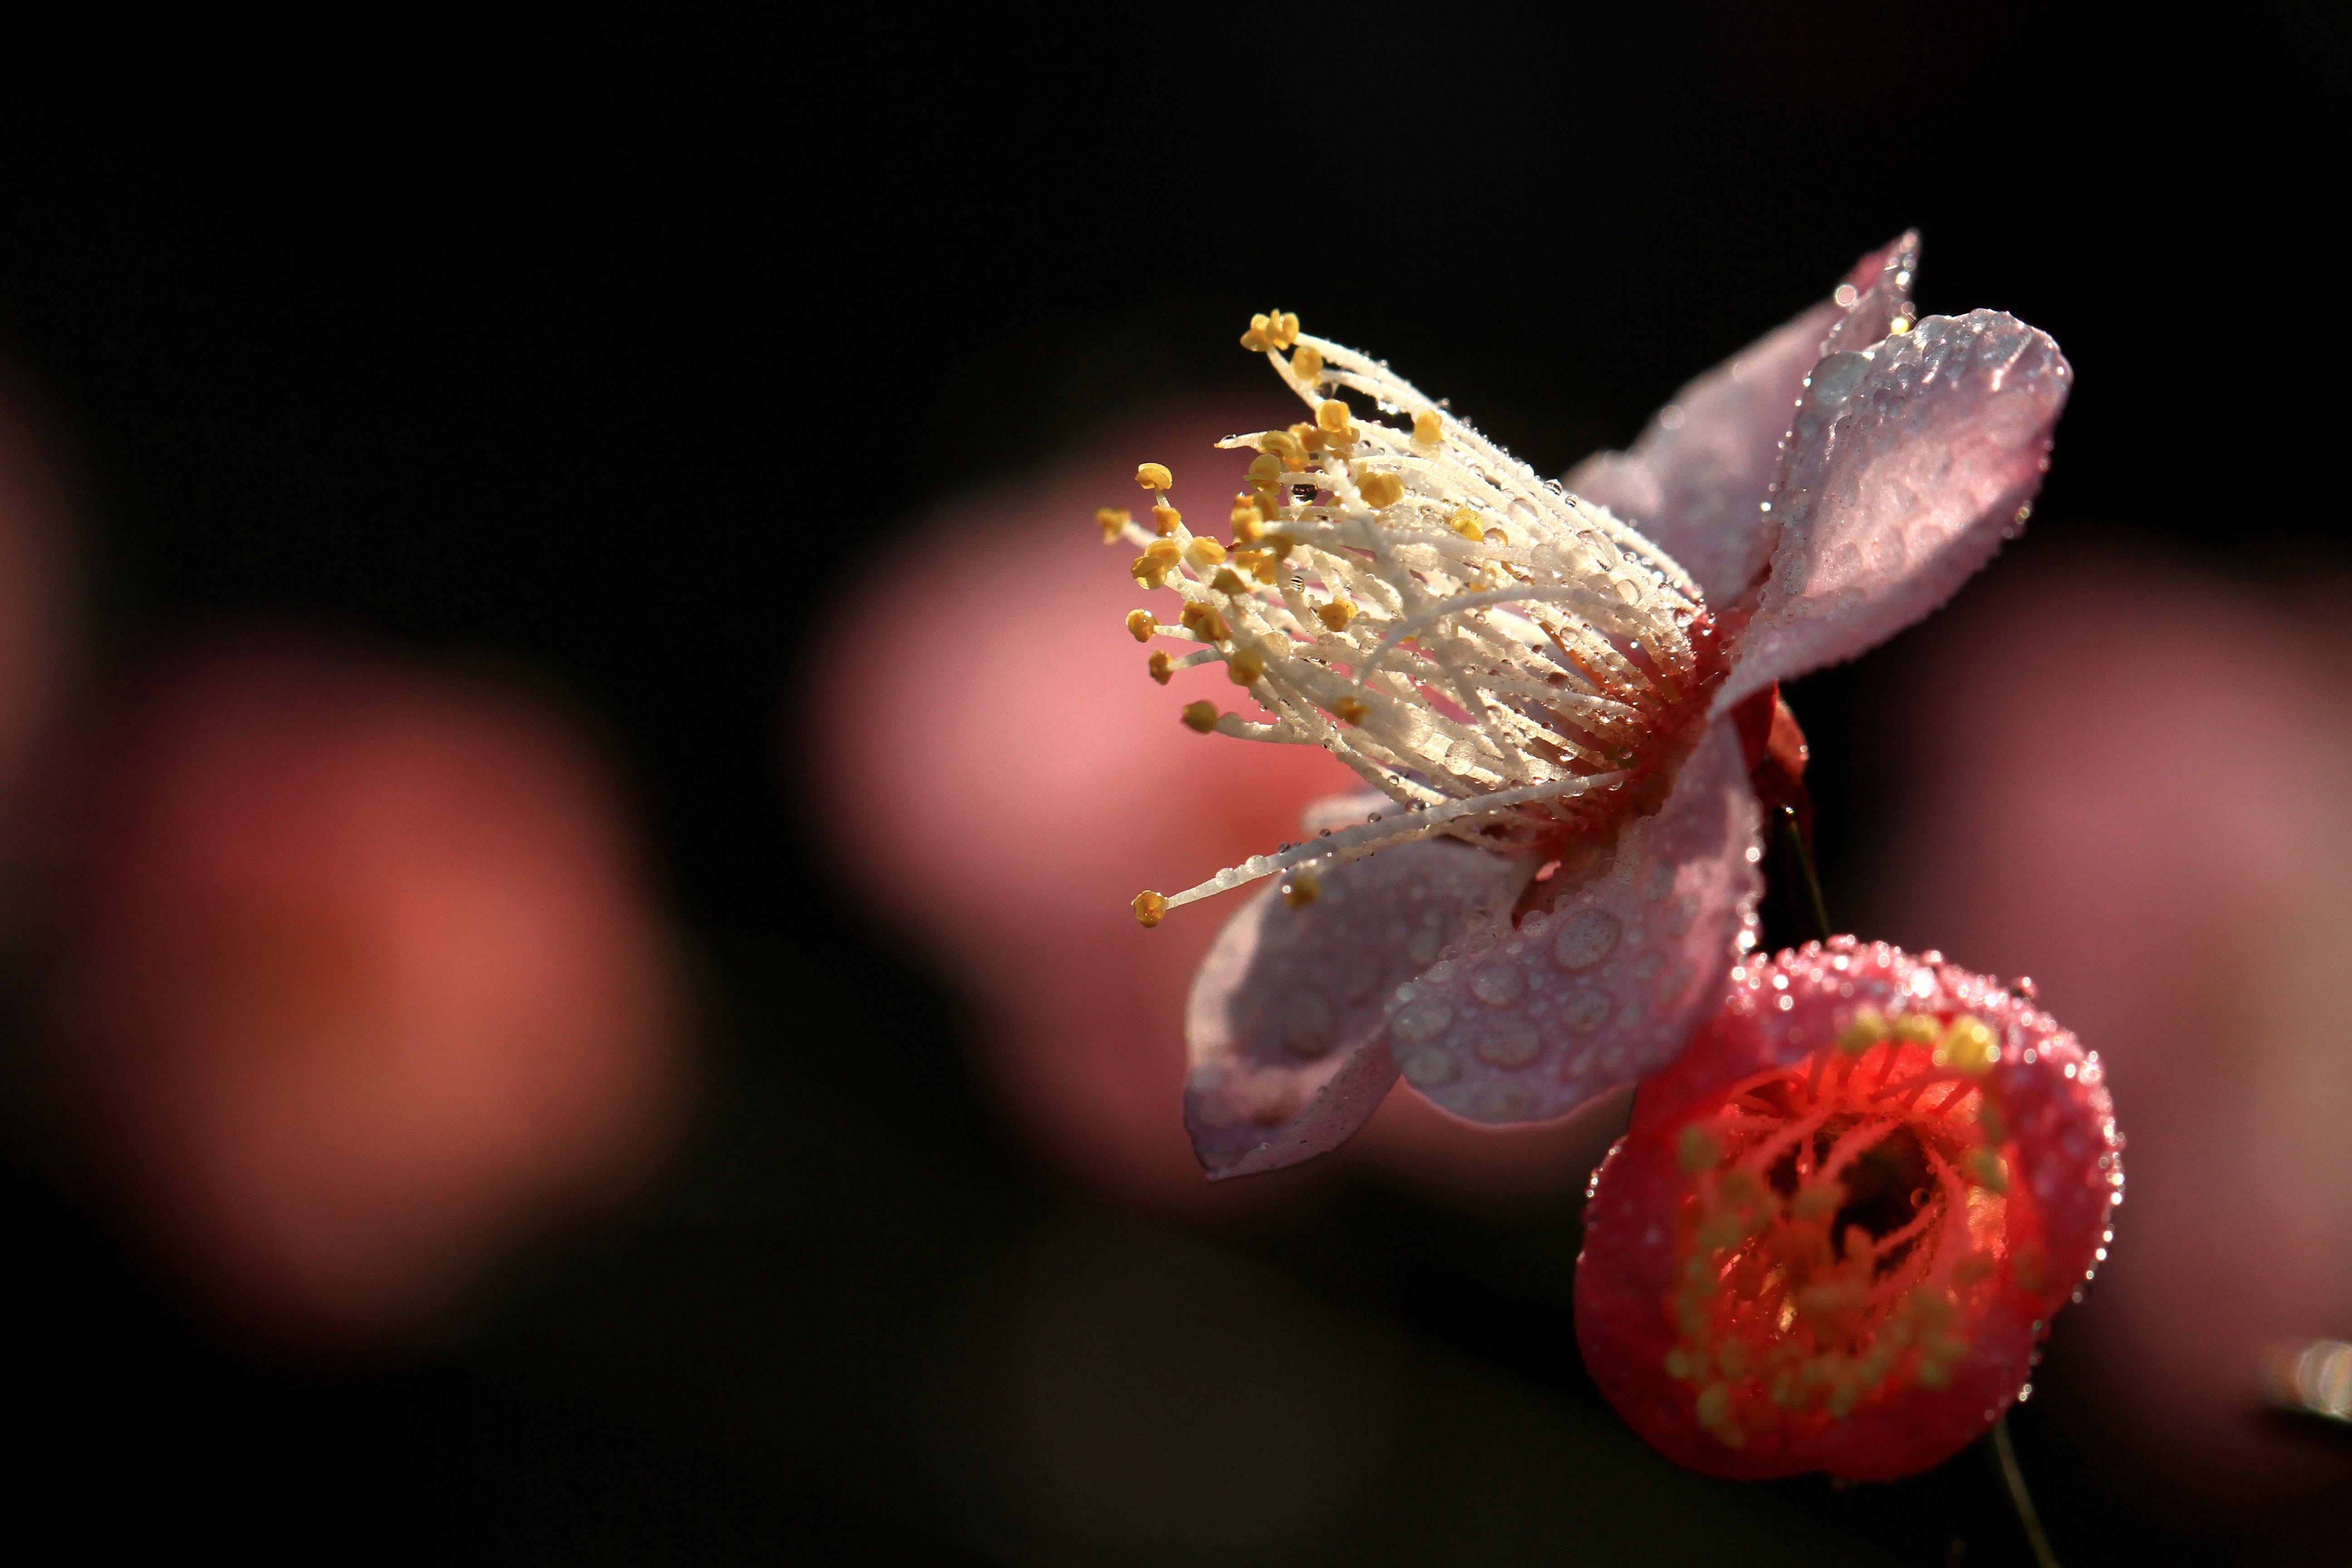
[1574,939,2121,1480]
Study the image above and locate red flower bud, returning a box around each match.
[1575,939,2120,1479]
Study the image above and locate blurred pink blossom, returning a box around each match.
[48,637,686,1345]
[1856,544,2352,1529]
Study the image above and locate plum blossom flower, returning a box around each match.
[1127,235,2074,1177]
[1575,940,2122,1479]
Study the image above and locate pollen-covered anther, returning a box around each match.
[1313,598,1354,632]
[1240,310,1300,353]
[1147,651,1174,684]
[1357,469,1406,509]
[1934,1015,1999,1076]
[1290,345,1323,384]
[1151,502,1182,536]
[1210,567,1250,595]
[1288,420,1325,454]
[1125,608,1156,642]
[1230,494,1265,539]
[1096,506,1132,541]
[1331,695,1368,726]
[1184,536,1228,573]
[1448,507,1485,542]
[1227,647,1266,686]
[1178,602,1231,643]
[1412,409,1443,444]
[1132,890,1170,927]
[1136,462,1174,490]
[1131,539,1181,587]
[1315,397,1356,443]
[1180,701,1219,733]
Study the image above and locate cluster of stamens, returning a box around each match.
[1665,1008,2029,1448]
[1115,312,1722,926]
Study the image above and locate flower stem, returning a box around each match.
[1776,805,1833,943]
[1989,1415,2062,1568]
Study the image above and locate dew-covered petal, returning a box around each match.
[1381,718,1762,1128]
[1817,229,1919,359]
[1184,835,1535,1179]
[1718,310,2072,711]
[1566,304,1837,608]
[1563,233,1916,608]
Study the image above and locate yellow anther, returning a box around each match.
[1184,536,1228,571]
[1132,890,1170,927]
[1838,1006,1889,1056]
[1314,599,1355,632]
[1096,506,1132,541]
[1413,408,1443,444]
[1316,398,1355,439]
[1210,566,1250,594]
[1332,695,1368,726]
[1449,507,1485,542]
[1244,451,1285,489]
[1291,344,1323,383]
[1132,538,1183,587]
[1261,531,1296,560]
[1148,651,1174,684]
[1230,493,1264,537]
[1258,427,1305,464]
[1934,1014,1999,1076]
[1678,1124,1723,1173]
[1227,646,1265,685]
[1181,700,1220,733]
[1790,1181,1843,1219]
[1239,310,1300,353]
[1125,609,1155,643]
[1179,602,1231,642]
[1150,505,1183,539]
[1281,869,1320,907]
[1289,421,1327,455]
[1967,1149,2009,1192]
[1250,555,1280,585]
[1891,1013,1942,1048]
[1136,462,1173,490]
[1357,470,1406,509]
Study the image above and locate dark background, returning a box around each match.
[0,6,2341,1562]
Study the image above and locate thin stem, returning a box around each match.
[1989,1416,2062,1568]
[1777,804,1833,943]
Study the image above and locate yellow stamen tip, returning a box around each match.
[1125,609,1155,643]
[1227,647,1265,685]
[1210,567,1250,595]
[1314,599,1355,632]
[1180,700,1219,734]
[1838,1006,1889,1056]
[1357,470,1406,509]
[1331,695,1368,726]
[1136,462,1173,491]
[1151,502,1181,535]
[1934,1014,2000,1076]
[1184,536,1228,571]
[1678,1124,1723,1174]
[1147,650,1173,684]
[1316,398,1354,438]
[1449,506,1485,542]
[1291,344,1323,383]
[1095,505,1132,541]
[1413,409,1443,444]
[1132,890,1170,927]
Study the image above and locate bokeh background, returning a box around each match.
[1,7,2345,1563]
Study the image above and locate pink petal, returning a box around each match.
[1376,718,1762,1127]
[1184,833,1535,1179]
[1818,229,1919,358]
[1562,233,1913,608]
[1566,304,1838,606]
[1719,309,2072,710]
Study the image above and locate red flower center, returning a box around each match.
[1665,1011,2043,1448]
